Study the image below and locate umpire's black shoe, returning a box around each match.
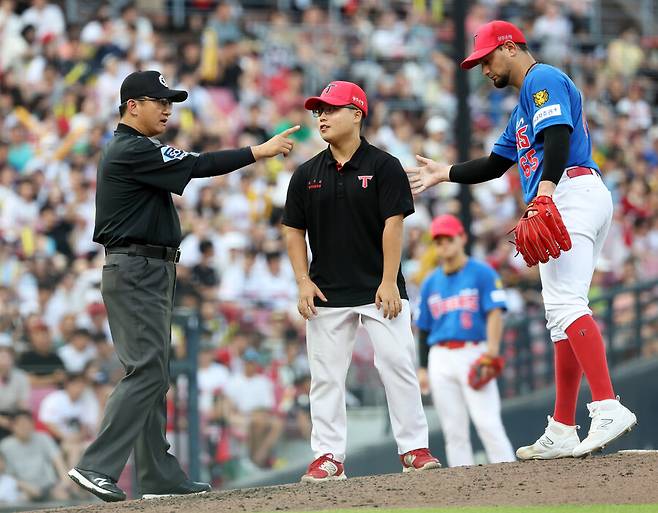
[142,479,212,499]
[68,467,126,502]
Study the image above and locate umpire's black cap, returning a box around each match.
[120,70,188,104]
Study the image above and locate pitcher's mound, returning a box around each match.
[38,452,658,513]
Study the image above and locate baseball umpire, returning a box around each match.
[407,21,636,459]
[416,214,515,467]
[68,70,298,501]
[283,81,440,482]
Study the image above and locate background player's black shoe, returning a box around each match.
[68,467,127,502]
[142,479,212,499]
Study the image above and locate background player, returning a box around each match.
[416,214,515,467]
[283,81,440,481]
[406,20,636,459]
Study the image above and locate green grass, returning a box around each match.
[278,506,658,513]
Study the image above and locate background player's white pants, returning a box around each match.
[306,300,429,462]
[428,344,515,467]
[539,172,614,342]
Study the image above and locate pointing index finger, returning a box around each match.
[281,125,301,136]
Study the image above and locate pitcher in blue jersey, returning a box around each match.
[416,215,515,467]
[407,20,636,460]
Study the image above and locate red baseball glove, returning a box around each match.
[511,195,572,267]
[468,355,504,390]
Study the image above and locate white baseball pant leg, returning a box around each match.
[429,344,515,467]
[540,172,613,341]
[306,306,360,462]
[358,300,429,455]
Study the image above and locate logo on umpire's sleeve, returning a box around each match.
[160,146,188,162]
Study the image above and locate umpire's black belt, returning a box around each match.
[105,244,181,263]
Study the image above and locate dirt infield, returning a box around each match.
[36,452,658,513]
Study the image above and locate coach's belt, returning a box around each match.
[105,244,181,263]
[565,166,597,179]
[436,340,481,350]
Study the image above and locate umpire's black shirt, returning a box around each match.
[282,137,414,307]
[94,123,254,248]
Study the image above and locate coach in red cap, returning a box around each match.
[283,82,440,481]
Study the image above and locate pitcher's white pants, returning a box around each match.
[539,172,614,342]
[306,300,429,462]
[428,344,515,467]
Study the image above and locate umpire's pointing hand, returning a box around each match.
[252,125,301,159]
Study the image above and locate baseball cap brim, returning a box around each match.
[460,44,500,70]
[304,96,351,111]
[158,89,188,102]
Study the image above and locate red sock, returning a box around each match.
[565,314,615,401]
[552,339,582,425]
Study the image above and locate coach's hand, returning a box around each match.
[376,281,402,320]
[406,155,451,195]
[252,125,301,159]
[297,276,327,320]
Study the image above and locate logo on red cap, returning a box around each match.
[461,20,526,70]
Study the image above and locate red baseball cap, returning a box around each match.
[461,20,526,70]
[430,215,465,239]
[304,81,368,117]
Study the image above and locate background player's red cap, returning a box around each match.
[430,215,465,239]
[461,20,526,70]
[304,81,368,116]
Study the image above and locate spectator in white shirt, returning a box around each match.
[197,344,230,416]
[254,251,296,310]
[224,349,283,468]
[57,328,97,374]
[38,372,99,468]
[20,0,65,42]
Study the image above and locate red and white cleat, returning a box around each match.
[400,448,441,472]
[301,453,347,483]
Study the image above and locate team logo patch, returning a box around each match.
[532,89,549,107]
[160,146,188,162]
[358,175,373,188]
[159,74,168,87]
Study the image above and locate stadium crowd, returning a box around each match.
[0,0,656,503]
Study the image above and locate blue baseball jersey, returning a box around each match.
[416,259,507,346]
[492,64,599,204]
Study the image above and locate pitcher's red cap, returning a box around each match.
[304,81,368,116]
[430,215,465,239]
[461,20,526,70]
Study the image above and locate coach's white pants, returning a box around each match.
[540,172,613,342]
[306,300,429,462]
[428,344,515,467]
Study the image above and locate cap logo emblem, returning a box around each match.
[352,96,364,106]
[497,34,513,42]
[158,74,168,87]
[323,83,336,94]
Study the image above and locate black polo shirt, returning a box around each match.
[282,138,414,307]
[93,123,198,248]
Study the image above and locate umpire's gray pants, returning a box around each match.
[78,253,186,493]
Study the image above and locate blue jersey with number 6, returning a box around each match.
[415,259,507,346]
[492,63,599,204]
